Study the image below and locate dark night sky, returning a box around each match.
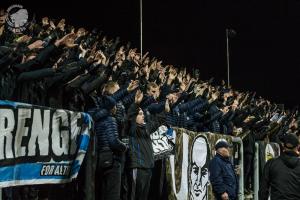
[2,0,300,108]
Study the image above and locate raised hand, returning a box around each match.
[156,60,163,70]
[49,20,56,30]
[168,67,177,81]
[158,68,166,84]
[64,36,77,48]
[76,27,86,38]
[16,35,32,44]
[55,33,77,48]
[142,51,149,61]
[186,73,191,82]
[165,98,170,112]
[79,44,89,58]
[127,48,137,60]
[211,92,219,101]
[57,19,66,31]
[0,25,4,36]
[42,17,49,26]
[133,53,141,65]
[28,40,45,50]
[177,71,183,83]
[94,50,107,65]
[127,80,139,92]
[133,65,139,74]
[149,60,157,71]
[135,89,144,104]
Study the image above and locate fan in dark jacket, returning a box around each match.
[89,95,127,200]
[127,90,154,200]
[209,141,238,200]
[259,133,300,200]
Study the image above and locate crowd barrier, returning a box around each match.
[0,100,282,200]
[166,128,245,200]
[253,141,280,200]
[0,100,93,200]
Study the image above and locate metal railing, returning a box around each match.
[253,142,280,200]
[232,137,244,200]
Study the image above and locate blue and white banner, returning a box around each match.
[150,125,174,160]
[0,100,92,188]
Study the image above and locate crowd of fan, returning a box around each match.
[0,9,299,200]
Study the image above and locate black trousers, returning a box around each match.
[120,153,128,200]
[96,151,122,200]
[128,168,152,200]
[148,159,168,200]
[244,153,254,190]
[3,185,38,200]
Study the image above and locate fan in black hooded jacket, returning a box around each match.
[126,90,154,200]
[259,133,300,200]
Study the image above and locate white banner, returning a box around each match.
[0,100,92,187]
[150,125,174,160]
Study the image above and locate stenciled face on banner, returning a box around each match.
[189,135,210,200]
[265,143,275,161]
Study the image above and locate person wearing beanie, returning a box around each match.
[259,133,300,200]
[209,140,238,200]
[89,94,127,200]
[127,90,154,200]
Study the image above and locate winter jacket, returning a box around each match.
[209,153,238,200]
[259,151,300,200]
[92,114,127,154]
[88,96,127,154]
[127,103,154,169]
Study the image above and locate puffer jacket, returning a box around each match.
[98,115,127,153]
[209,153,238,200]
[89,108,127,153]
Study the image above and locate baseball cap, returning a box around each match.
[283,133,299,149]
[215,141,232,150]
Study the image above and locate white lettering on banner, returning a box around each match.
[15,108,31,158]
[169,132,189,200]
[0,109,15,160]
[28,109,50,156]
[0,108,83,161]
[52,110,70,157]
[150,125,173,158]
[0,101,91,188]
[40,164,70,176]
[70,112,82,155]
[40,165,55,175]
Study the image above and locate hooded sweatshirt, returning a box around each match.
[127,103,154,169]
[259,151,300,200]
